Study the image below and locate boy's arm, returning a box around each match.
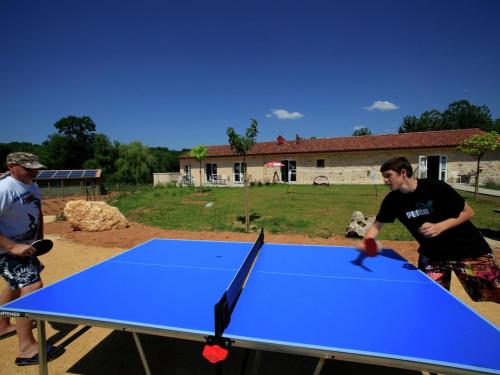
[418,202,474,238]
[365,221,384,239]
[357,221,384,252]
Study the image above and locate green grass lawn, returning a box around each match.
[109,184,500,241]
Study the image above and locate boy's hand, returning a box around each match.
[356,238,381,256]
[356,240,367,253]
[418,222,444,238]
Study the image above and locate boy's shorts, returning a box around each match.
[418,253,500,303]
[0,252,44,289]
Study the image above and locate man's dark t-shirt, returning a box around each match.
[376,179,491,260]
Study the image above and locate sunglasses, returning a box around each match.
[16,164,38,172]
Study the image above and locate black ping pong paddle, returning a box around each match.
[31,239,54,256]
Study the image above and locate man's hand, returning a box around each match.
[418,222,445,238]
[8,243,36,257]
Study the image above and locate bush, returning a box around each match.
[482,179,500,191]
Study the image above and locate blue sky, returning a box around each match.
[1,0,499,150]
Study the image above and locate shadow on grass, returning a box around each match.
[236,213,261,224]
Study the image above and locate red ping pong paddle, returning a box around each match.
[31,239,53,256]
[363,238,381,257]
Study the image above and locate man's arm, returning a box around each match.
[418,202,474,238]
[0,234,34,257]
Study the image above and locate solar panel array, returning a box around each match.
[36,170,100,180]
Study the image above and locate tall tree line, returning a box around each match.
[399,100,499,133]
[0,115,187,184]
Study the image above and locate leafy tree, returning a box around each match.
[457,131,499,200]
[442,100,494,131]
[352,127,372,136]
[399,100,498,133]
[0,144,9,169]
[83,133,119,178]
[190,145,208,193]
[113,141,157,184]
[398,115,425,133]
[419,109,443,131]
[42,134,78,169]
[45,115,97,168]
[150,147,182,173]
[227,119,258,232]
[54,115,96,141]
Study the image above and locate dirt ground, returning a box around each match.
[0,196,498,375]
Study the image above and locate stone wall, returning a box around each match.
[153,172,181,186]
[180,148,499,186]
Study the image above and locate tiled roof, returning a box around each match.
[180,128,485,159]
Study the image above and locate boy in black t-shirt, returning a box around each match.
[359,157,499,303]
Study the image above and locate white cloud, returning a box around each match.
[364,101,399,111]
[353,125,365,130]
[268,108,304,120]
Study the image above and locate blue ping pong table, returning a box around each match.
[1,234,499,375]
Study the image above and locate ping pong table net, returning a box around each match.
[203,228,265,364]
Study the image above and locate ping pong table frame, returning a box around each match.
[5,291,495,375]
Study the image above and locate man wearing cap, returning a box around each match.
[0,152,63,365]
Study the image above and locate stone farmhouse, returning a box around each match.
[178,128,499,187]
